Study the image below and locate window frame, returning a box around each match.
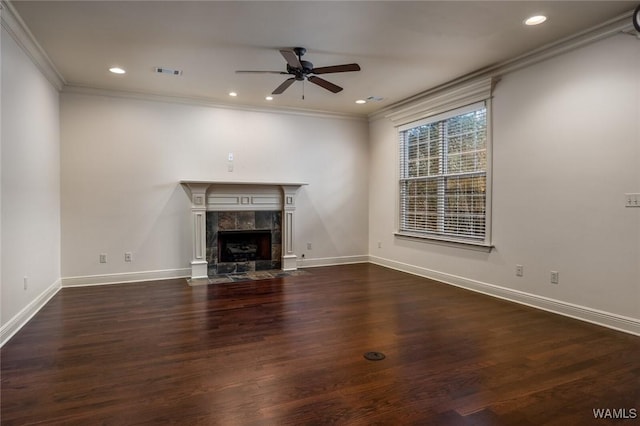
[396,100,493,251]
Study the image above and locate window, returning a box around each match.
[398,101,490,245]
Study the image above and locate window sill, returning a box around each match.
[394,232,494,253]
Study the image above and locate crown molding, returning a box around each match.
[370,9,635,122]
[62,84,367,122]
[385,77,496,127]
[1,0,65,90]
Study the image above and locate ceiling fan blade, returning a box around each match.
[307,76,343,93]
[272,77,296,94]
[235,70,287,74]
[280,49,302,69]
[311,63,361,74]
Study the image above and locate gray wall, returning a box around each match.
[1,26,61,326]
[60,93,370,279]
[369,34,640,324]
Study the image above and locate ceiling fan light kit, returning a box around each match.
[236,47,361,96]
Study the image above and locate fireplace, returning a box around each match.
[180,181,306,279]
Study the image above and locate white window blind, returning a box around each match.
[399,102,488,242]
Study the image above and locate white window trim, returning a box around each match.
[394,231,493,252]
[392,77,496,250]
[397,101,487,132]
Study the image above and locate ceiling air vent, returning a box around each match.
[366,96,384,102]
[154,67,182,76]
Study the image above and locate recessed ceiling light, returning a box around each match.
[355,99,366,104]
[109,67,126,74]
[525,15,547,26]
[265,96,273,101]
[229,92,238,97]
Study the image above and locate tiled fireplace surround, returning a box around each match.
[206,210,282,275]
[181,181,306,279]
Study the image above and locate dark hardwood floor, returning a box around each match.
[2,263,639,425]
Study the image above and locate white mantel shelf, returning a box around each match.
[180,181,307,279]
[181,180,308,187]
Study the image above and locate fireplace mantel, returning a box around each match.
[181,180,307,187]
[181,181,307,279]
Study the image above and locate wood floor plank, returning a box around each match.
[2,264,639,425]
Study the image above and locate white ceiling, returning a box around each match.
[10,1,637,116]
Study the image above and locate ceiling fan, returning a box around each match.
[235,47,360,95]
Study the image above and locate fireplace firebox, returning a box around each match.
[218,230,272,263]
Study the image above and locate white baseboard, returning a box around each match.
[5,259,637,349]
[61,268,191,287]
[0,278,62,347]
[297,255,369,269]
[369,255,640,336]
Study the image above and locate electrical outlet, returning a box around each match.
[307,242,312,250]
[125,252,132,262]
[99,253,107,264]
[516,265,524,277]
[550,271,559,284]
[624,193,640,207]
[378,241,382,248]
[24,276,28,290]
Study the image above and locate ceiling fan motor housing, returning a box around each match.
[287,60,314,80]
